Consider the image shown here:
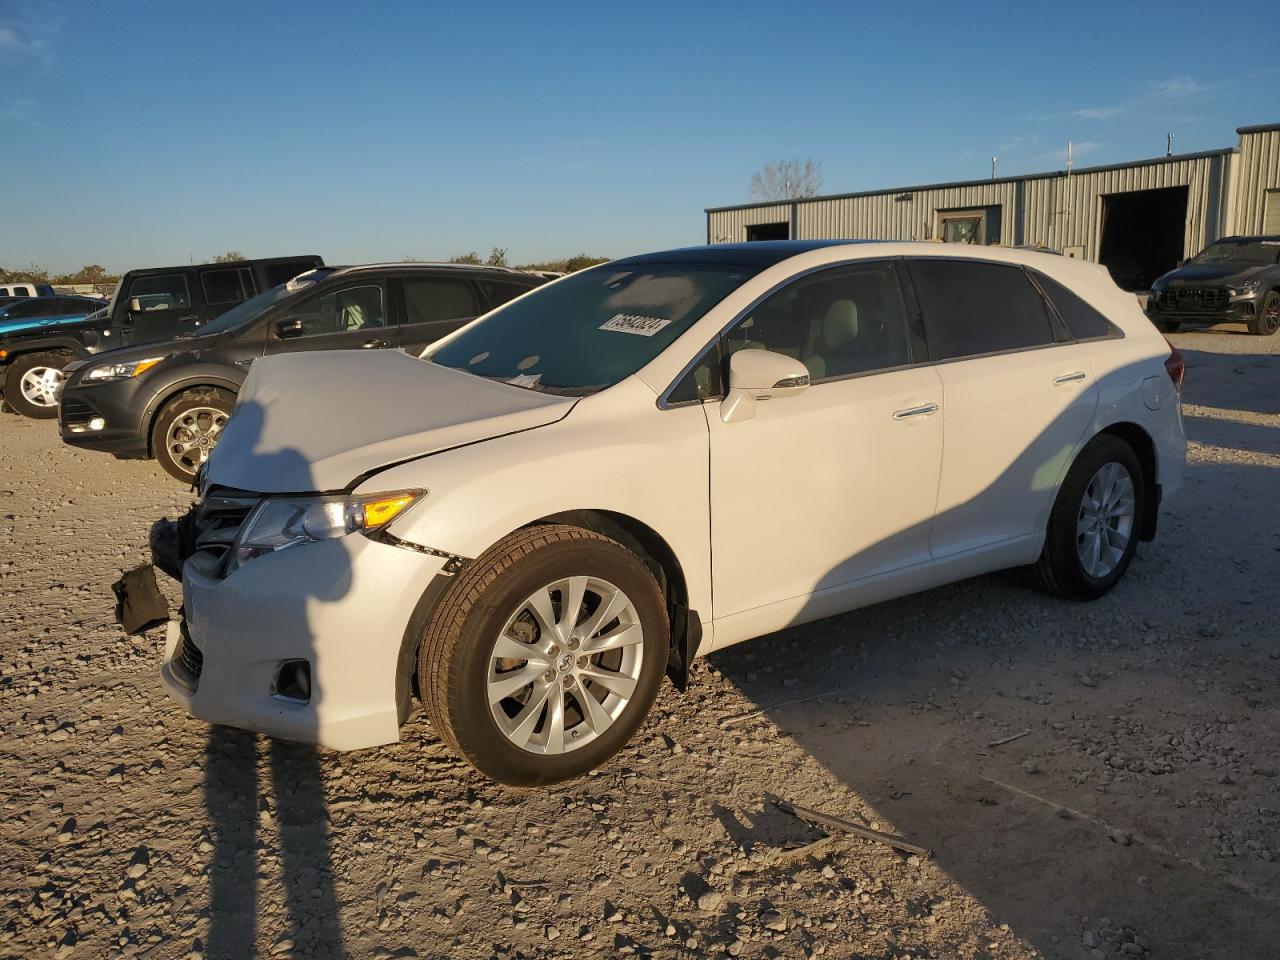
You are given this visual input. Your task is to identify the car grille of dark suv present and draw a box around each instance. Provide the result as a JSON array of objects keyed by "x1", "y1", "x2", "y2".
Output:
[
  {"x1": 171, "y1": 623, "x2": 204, "y2": 690},
  {"x1": 1167, "y1": 287, "x2": 1228, "y2": 313},
  {"x1": 59, "y1": 397, "x2": 95, "y2": 427}
]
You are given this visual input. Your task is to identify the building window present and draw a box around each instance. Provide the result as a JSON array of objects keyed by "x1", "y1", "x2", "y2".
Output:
[
  {"x1": 936, "y1": 206, "x2": 1003, "y2": 245},
  {"x1": 745, "y1": 222, "x2": 789, "y2": 241}
]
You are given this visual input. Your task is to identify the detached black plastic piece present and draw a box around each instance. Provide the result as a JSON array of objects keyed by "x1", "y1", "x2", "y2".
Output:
[
  {"x1": 666, "y1": 604, "x2": 700, "y2": 693},
  {"x1": 111, "y1": 565, "x2": 169, "y2": 636},
  {"x1": 149, "y1": 511, "x2": 196, "y2": 582}
]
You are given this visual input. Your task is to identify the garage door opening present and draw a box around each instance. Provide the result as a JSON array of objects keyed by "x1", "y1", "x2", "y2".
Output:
[
  {"x1": 1098, "y1": 186, "x2": 1188, "y2": 291},
  {"x1": 746, "y1": 222, "x2": 789, "y2": 241}
]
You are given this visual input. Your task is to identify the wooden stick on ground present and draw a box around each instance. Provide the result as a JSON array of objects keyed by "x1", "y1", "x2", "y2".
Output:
[{"x1": 772, "y1": 799, "x2": 933, "y2": 859}]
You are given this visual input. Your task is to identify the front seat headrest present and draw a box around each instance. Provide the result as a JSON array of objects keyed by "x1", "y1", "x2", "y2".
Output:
[{"x1": 822, "y1": 299, "x2": 859, "y2": 348}]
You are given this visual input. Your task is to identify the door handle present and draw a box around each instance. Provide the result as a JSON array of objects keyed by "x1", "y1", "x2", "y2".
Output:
[
  {"x1": 178, "y1": 314, "x2": 199, "y2": 323},
  {"x1": 362, "y1": 338, "x2": 389, "y2": 349},
  {"x1": 892, "y1": 402, "x2": 939, "y2": 420},
  {"x1": 1053, "y1": 371, "x2": 1087, "y2": 385}
]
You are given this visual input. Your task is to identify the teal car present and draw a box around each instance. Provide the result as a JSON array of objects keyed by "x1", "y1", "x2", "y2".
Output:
[{"x1": 0, "y1": 295, "x2": 105, "y2": 337}]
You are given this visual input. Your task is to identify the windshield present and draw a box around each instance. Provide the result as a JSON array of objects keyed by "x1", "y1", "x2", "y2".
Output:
[
  {"x1": 1192, "y1": 240, "x2": 1280, "y2": 266},
  {"x1": 197, "y1": 282, "x2": 297, "y2": 335},
  {"x1": 430, "y1": 262, "x2": 757, "y2": 395}
]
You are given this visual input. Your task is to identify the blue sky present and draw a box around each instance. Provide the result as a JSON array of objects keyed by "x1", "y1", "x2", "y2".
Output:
[{"x1": 1, "y1": 0, "x2": 1276, "y2": 273}]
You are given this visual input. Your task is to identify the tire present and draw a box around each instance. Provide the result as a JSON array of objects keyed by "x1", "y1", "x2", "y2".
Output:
[
  {"x1": 1153, "y1": 319, "x2": 1180, "y2": 334},
  {"x1": 419, "y1": 524, "x2": 668, "y2": 786},
  {"x1": 150, "y1": 386, "x2": 235, "y2": 484},
  {"x1": 1247, "y1": 290, "x2": 1280, "y2": 337},
  {"x1": 5, "y1": 352, "x2": 68, "y2": 419},
  {"x1": 1033, "y1": 434, "x2": 1146, "y2": 601}
]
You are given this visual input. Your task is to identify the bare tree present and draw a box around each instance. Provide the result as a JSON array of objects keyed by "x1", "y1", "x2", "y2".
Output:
[
  {"x1": 748, "y1": 158, "x2": 823, "y2": 202},
  {"x1": 211, "y1": 251, "x2": 247, "y2": 263}
]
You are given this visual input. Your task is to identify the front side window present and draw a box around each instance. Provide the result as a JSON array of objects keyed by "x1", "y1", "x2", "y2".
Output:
[
  {"x1": 403, "y1": 278, "x2": 479, "y2": 325},
  {"x1": 431, "y1": 262, "x2": 757, "y2": 395},
  {"x1": 721, "y1": 262, "x2": 912, "y2": 383},
  {"x1": 907, "y1": 259, "x2": 1057, "y2": 361},
  {"x1": 127, "y1": 273, "x2": 191, "y2": 311},
  {"x1": 288, "y1": 283, "x2": 385, "y2": 337}
]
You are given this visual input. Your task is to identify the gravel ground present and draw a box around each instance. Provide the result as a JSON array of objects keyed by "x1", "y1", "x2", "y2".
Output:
[{"x1": 1, "y1": 324, "x2": 1277, "y2": 960}]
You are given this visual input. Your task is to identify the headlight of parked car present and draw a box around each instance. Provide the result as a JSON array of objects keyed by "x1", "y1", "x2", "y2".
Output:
[
  {"x1": 84, "y1": 356, "x2": 166, "y2": 382},
  {"x1": 226, "y1": 491, "x2": 423, "y2": 574},
  {"x1": 1231, "y1": 279, "x2": 1261, "y2": 294}
]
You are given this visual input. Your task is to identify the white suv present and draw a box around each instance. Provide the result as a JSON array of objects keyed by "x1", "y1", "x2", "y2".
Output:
[{"x1": 157, "y1": 241, "x2": 1186, "y2": 785}]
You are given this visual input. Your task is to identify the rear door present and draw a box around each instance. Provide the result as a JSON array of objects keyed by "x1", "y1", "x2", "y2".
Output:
[
  {"x1": 262, "y1": 278, "x2": 391, "y2": 356},
  {"x1": 396, "y1": 274, "x2": 482, "y2": 353},
  {"x1": 905, "y1": 258, "x2": 1099, "y2": 563},
  {"x1": 118, "y1": 271, "x2": 199, "y2": 346}
]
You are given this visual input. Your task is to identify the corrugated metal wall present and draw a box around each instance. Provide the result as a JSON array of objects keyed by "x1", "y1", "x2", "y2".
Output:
[
  {"x1": 706, "y1": 203, "x2": 792, "y2": 244},
  {"x1": 707, "y1": 151, "x2": 1238, "y2": 262},
  {"x1": 795, "y1": 181, "x2": 1020, "y2": 243},
  {"x1": 1233, "y1": 128, "x2": 1280, "y2": 234}
]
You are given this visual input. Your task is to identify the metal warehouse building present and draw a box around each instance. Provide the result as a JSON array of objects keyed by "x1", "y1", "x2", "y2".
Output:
[{"x1": 706, "y1": 123, "x2": 1280, "y2": 292}]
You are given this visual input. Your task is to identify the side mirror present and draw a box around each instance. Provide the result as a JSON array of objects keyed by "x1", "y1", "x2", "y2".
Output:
[
  {"x1": 722, "y1": 348, "x2": 810, "y2": 423},
  {"x1": 275, "y1": 317, "x2": 305, "y2": 339},
  {"x1": 128, "y1": 297, "x2": 143, "y2": 313}
]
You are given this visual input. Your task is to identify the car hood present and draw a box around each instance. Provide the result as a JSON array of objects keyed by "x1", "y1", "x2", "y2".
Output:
[
  {"x1": 206, "y1": 349, "x2": 577, "y2": 493},
  {"x1": 1157, "y1": 263, "x2": 1269, "y2": 287},
  {"x1": 63, "y1": 334, "x2": 226, "y2": 377}
]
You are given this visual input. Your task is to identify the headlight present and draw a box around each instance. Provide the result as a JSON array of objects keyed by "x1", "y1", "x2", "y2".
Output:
[
  {"x1": 1233, "y1": 279, "x2": 1261, "y2": 294},
  {"x1": 226, "y1": 490, "x2": 423, "y2": 574},
  {"x1": 84, "y1": 356, "x2": 165, "y2": 382}
]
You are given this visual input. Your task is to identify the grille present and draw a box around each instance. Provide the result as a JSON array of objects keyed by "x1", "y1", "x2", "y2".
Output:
[
  {"x1": 59, "y1": 397, "x2": 95, "y2": 426},
  {"x1": 193, "y1": 489, "x2": 259, "y2": 559},
  {"x1": 1168, "y1": 287, "x2": 1228, "y2": 312},
  {"x1": 171, "y1": 624, "x2": 204, "y2": 690}
]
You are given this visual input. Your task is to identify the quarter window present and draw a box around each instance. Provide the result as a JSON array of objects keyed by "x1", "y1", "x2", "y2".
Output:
[
  {"x1": 403, "y1": 278, "x2": 479, "y2": 325},
  {"x1": 288, "y1": 284, "x2": 385, "y2": 337},
  {"x1": 1030, "y1": 271, "x2": 1116, "y2": 340},
  {"x1": 723, "y1": 262, "x2": 912, "y2": 382},
  {"x1": 479, "y1": 279, "x2": 534, "y2": 310},
  {"x1": 907, "y1": 259, "x2": 1057, "y2": 361}
]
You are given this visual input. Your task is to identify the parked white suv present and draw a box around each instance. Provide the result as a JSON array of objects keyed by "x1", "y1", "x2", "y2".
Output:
[{"x1": 156, "y1": 241, "x2": 1186, "y2": 785}]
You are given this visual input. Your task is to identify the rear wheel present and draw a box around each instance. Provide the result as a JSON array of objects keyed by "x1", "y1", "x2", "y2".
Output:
[
  {"x1": 419, "y1": 525, "x2": 668, "y2": 786},
  {"x1": 1034, "y1": 435, "x2": 1145, "y2": 600},
  {"x1": 1247, "y1": 290, "x2": 1280, "y2": 336},
  {"x1": 150, "y1": 387, "x2": 234, "y2": 483},
  {"x1": 6, "y1": 352, "x2": 67, "y2": 419}
]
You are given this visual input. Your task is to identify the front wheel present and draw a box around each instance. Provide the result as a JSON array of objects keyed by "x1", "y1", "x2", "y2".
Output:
[
  {"x1": 150, "y1": 386, "x2": 234, "y2": 483},
  {"x1": 1033, "y1": 435, "x2": 1145, "y2": 600},
  {"x1": 418, "y1": 525, "x2": 668, "y2": 786},
  {"x1": 1247, "y1": 290, "x2": 1280, "y2": 336},
  {"x1": 5, "y1": 352, "x2": 67, "y2": 419}
]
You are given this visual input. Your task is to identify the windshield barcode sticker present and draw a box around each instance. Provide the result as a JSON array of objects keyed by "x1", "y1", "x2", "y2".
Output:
[{"x1": 599, "y1": 313, "x2": 672, "y2": 337}]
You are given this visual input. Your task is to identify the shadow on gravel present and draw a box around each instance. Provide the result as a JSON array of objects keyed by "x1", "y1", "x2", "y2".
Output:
[
  {"x1": 708, "y1": 346, "x2": 1280, "y2": 958},
  {"x1": 194, "y1": 400, "x2": 347, "y2": 958}
]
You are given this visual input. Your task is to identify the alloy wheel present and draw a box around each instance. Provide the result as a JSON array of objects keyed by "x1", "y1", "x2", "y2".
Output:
[
  {"x1": 165, "y1": 406, "x2": 229, "y2": 474},
  {"x1": 487, "y1": 576, "x2": 644, "y2": 755},
  {"x1": 1076, "y1": 461, "x2": 1135, "y2": 579},
  {"x1": 18, "y1": 365, "x2": 63, "y2": 409}
]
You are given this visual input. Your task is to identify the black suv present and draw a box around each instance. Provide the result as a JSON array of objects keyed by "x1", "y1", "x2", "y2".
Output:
[
  {"x1": 59, "y1": 263, "x2": 544, "y2": 482},
  {"x1": 1146, "y1": 236, "x2": 1280, "y2": 336},
  {"x1": 0, "y1": 254, "x2": 322, "y2": 420}
]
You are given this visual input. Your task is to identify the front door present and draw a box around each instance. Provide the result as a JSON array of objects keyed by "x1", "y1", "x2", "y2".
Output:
[
  {"x1": 704, "y1": 261, "x2": 944, "y2": 649},
  {"x1": 262, "y1": 280, "x2": 391, "y2": 356},
  {"x1": 118, "y1": 272, "x2": 198, "y2": 346},
  {"x1": 905, "y1": 258, "x2": 1099, "y2": 563}
]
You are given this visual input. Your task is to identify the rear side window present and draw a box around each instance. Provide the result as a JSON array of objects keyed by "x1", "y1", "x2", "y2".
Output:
[
  {"x1": 1031, "y1": 271, "x2": 1116, "y2": 340},
  {"x1": 479, "y1": 279, "x2": 536, "y2": 310},
  {"x1": 907, "y1": 259, "x2": 1057, "y2": 361},
  {"x1": 202, "y1": 268, "x2": 253, "y2": 305},
  {"x1": 403, "y1": 278, "x2": 479, "y2": 325}
]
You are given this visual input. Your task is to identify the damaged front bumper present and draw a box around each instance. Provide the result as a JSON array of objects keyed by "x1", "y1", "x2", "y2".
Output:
[{"x1": 156, "y1": 517, "x2": 449, "y2": 751}]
